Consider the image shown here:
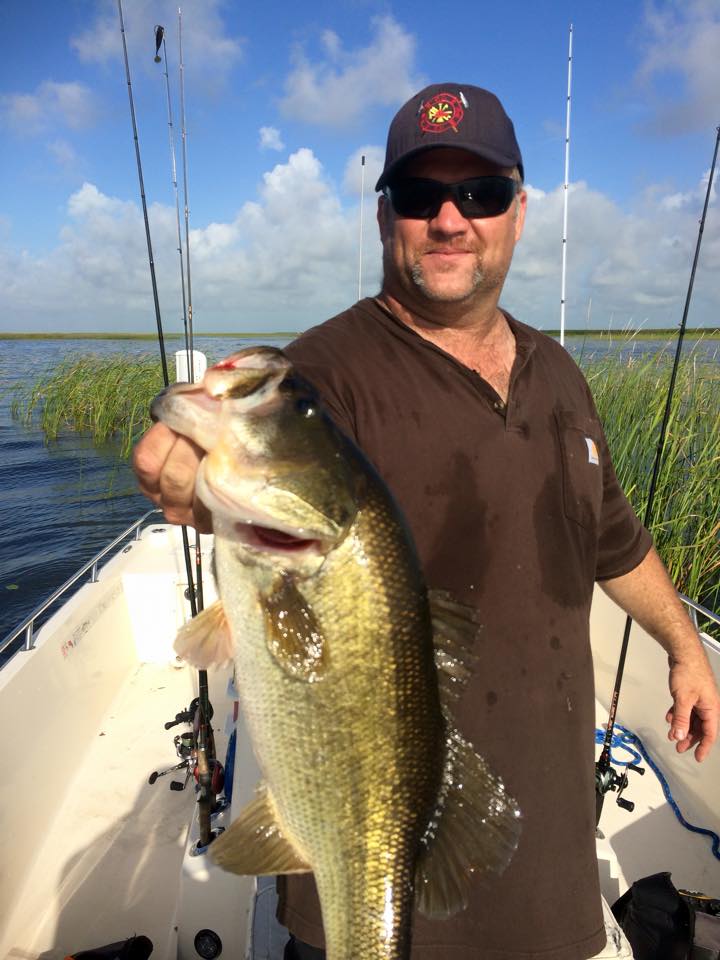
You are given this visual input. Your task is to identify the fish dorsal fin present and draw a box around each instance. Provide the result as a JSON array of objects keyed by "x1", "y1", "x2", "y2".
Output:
[
  {"x1": 211, "y1": 784, "x2": 311, "y2": 876},
  {"x1": 428, "y1": 589, "x2": 480, "y2": 706},
  {"x1": 174, "y1": 600, "x2": 234, "y2": 668},
  {"x1": 414, "y1": 725, "x2": 521, "y2": 918},
  {"x1": 262, "y1": 575, "x2": 327, "y2": 681}
]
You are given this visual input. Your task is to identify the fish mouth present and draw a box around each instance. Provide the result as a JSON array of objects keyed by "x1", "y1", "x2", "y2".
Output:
[
  {"x1": 198, "y1": 466, "x2": 332, "y2": 557},
  {"x1": 233, "y1": 521, "x2": 324, "y2": 556}
]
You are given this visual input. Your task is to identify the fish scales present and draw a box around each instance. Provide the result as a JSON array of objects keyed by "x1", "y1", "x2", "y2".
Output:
[{"x1": 215, "y1": 475, "x2": 445, "y2": 959}]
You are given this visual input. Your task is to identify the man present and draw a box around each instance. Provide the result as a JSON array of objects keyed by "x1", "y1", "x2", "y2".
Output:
[{"x1": 134, "y1": 84, "x2": 719, "y2": 959}]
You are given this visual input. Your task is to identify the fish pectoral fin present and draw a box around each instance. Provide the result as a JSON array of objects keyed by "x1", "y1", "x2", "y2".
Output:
[
  {"x1": 262, "y1": 575, "x2": 327, "y2": 681},
  {"x1": 174, "y1": 600, "x2": 234, "y2": 668},
  {"x1": 428, "y1": 589, "x2": 480, "y2": 706},
  {"x1": 414, "y1": 726, "x2": 521, "y2": 918},
  {"x1": 211, "y1": 784, "x2": 311, "y2": 876}
]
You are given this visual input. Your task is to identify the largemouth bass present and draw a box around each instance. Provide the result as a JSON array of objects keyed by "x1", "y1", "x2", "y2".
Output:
[{"x1": 151, "y1": 347, "x2": 520, "y2": 960}]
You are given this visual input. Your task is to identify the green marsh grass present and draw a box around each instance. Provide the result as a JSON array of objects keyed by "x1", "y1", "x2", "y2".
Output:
[
  {"x1": 12, "y1": 354, "x2": 165, "y2": 459},
  {"x1": 13, "y1": 347, "x2": 720, "y2": 620},
  {"x1": 580, "y1": 348, "x2": 720, "y2": 621}
]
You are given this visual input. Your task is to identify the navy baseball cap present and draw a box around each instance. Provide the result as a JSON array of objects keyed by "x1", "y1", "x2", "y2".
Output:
[{"x1": 375, "y1": 83, "x2": 524, "y2": 191}]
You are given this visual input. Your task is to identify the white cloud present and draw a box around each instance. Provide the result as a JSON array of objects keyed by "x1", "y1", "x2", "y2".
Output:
[
  {"x1": 259, "y1": 126, "x2": 284, "y2": 151},
  {"x1": 47, "y1": 138, "x2": 82, "y2": 173},
  {"x1": 1, "y1": 81, "x2": 97, "y2": 136},
  {"x1": 70, "y1": 0, "x2": 243, "y2": 92},
  {"x1": 1, "y1": 156, "x2": 718, "y2": 333},
  {"x1": 279, "y1": 16, "x2": 423, "y2": 127},
  {"x1": 0, "y1": 150, "x2": 382, "y2": 331},
  {"x1": 636, "y1": 0, "x2": 720, "y2": 133},
  {"x1": 507, "y1": 171, "x2": 719, "y2": 328}
]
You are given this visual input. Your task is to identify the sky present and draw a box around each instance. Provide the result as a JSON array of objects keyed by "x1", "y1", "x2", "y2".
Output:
[{"x1": 1, "y1": 0, "x2": 719, "y2": 334}]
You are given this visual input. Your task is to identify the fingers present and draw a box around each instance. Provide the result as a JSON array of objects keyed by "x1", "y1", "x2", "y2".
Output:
[
  {"x1": 666, "y1": 698, "x2": 719, "y2": 763},
  {"x1": 132, "y1": 423, "x2": 211, "y2": 532}
]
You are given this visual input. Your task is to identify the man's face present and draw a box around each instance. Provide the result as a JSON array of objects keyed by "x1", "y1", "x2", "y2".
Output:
[{"x1": 378, "y1": 147, "x2": 527, "y2": 308}]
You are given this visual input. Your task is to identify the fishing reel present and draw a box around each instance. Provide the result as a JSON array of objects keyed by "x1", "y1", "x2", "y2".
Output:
[
  {"x1": 148, "y1": 699, "x2": 223, "y2": 796},
  {"x1": 595, "y1": 756, "x2": 645, "y2": 824}
]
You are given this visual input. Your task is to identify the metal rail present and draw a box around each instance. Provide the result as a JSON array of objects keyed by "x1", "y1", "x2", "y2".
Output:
[
  {"x1": 1, "y1": 510, "x2": 717, "y2": 662},
  {"x1": 680, "y1": 593, "x2": 720, "y2": 632},
  {"x1": 0, "y1": 509, "x2": 162, "y2": 659}
]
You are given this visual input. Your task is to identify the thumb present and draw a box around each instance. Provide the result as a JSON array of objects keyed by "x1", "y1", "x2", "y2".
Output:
[{"x1": 668, "y1": 694, "x2": 694, "y2": 741}]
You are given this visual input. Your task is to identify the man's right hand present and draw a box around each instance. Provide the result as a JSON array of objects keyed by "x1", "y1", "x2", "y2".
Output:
[{"x1": 132, "y1": 422, "x2": 212, "y2": 532}]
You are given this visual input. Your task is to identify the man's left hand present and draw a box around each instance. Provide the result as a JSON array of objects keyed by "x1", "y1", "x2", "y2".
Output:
[{"x1": 666, "y1": 657, "x2": 720, "y2": 762}]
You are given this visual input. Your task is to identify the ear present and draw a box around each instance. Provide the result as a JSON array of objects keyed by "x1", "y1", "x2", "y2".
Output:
[
  {"x1": 514, "y1": 189, "x2": 527, "y2": 243},
  {"x1": 377, "y1": 193, "x2": 391, "y2": 243}
]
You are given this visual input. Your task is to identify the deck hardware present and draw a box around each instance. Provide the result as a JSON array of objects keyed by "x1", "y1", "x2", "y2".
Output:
[{"x1": 193, "y1": 929, "x2": 223, "y2": 958}]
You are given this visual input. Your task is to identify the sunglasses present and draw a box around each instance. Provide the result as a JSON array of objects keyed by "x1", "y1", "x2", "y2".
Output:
[{"x1": 384, "y1": 176, "x2": 519, "y2": 220}]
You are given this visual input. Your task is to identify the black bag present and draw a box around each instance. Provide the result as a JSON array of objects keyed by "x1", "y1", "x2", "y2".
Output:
[
  {"x1": 69, "y1": 935, "x2": 153, "y2": 960},
  {"x1": 612, "y1": 872, "x2": 720, "y2": 960}
]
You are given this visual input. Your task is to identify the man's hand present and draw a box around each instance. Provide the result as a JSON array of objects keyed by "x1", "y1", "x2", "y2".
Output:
[
  {"x1": 666, "y1": 657, "x2": 720, "y2": 762},
  {"x1": 600, "y1": 546, "x2": 720, "y2": 762},
  {"x1": 132, "y1": 422, "x2": 212, "y2": 532}
]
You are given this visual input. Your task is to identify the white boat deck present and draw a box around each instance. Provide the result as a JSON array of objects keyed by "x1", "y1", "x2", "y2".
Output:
[{"x1": 5, "y1": 661, "x2": 195, "y2": 959}]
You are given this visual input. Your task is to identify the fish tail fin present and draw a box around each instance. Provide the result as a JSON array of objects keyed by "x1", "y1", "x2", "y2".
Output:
[{"x1": 414, "y1": 726, "x2": 521, "y2": 918}]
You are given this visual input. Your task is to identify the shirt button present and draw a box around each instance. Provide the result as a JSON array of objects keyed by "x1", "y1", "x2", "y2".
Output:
[{"x1": 494, "y1": 400, "x2": 505, "y2": 413}]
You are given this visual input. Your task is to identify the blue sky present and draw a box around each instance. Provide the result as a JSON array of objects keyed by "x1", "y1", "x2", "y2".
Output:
[{"x1": 1, "y1": 0, "x2": 719, "y2": 332}]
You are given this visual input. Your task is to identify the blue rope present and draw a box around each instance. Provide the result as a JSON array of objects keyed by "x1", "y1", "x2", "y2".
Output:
[{"x1": 596, "y1": 723, "x2": 720, "y2": 861}]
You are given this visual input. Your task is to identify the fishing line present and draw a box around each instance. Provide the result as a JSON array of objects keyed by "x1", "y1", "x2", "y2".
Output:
[
  {"x1": 117, "y1": 0, "x2": 199, "y2": 631},
  {"x1": 151, "y1": 11, "x2": 214, "y2": 847},
  {"x1": 117, "y1": 0, "x2": 168, "y2": 386},
  {"x1": 596, "y1": 125, "x2": 720, "y2": 817}
]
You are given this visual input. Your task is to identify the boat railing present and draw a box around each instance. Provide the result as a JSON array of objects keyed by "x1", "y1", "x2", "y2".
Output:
[
  {"x1": 0, "y1": 508, "x2": 163, "y2": 661},
  {"x1": 681, "y1": 593, "x2": 720, "y2": 643},
  {"x1": 1, "y1": 511, "x2": 717, "y2": 664}
]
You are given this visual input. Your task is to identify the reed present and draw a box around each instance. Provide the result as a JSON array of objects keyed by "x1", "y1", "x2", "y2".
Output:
[
  {"x1": 12, "y1": 354, "x2": 165, "y2": 459},
  {"x1": 580, "y1": 348, "x2": 720, "y2": 620},
  {"x1": 12, "y1": 348, "x2": 720, "y2": 618}
]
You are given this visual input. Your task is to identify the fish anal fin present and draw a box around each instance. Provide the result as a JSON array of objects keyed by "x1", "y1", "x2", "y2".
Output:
[
  {"x1": 415, "y1": 727, "x2": 521, "y2": 918},
  {"x1": 211, "y1": 785, "x2": 311, "y2": 876},
  {"x1": 428, "y1": 589, "x2": 480, "y2": 706},
  {"x1": 174, "y1": 599, "x2": 234, "y2": 668},
  {"x1": 262, "y1": 575, "x2": 327, "y2": 681}
]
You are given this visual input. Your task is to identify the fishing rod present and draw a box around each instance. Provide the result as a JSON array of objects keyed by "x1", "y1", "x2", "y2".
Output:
[
  {"x1": 179, "y1": 10, "x2": 195, "y2": 390},
  {"x1": 118, "y1": 0, "x2": 201, "y2": 634},
  {"x1": 595, "y1": 124, "x2": 720, "y2": 824},
  {"x1": 559, "y1": 23, "x2": 573, "y2": 349},
  {"x1": 118, "y1": 0, "x2": 168, "y2": 386},
  {"x1": 149, "y1": 14, "x2": 216, "y2": 849},
  {"x1": 358, "y1": 154, "x2": 366, "y2": 300},
  {"x1": 177, "y1": 8, "x2": 205, "y2": 615},
  {"x1": 154, "y1": 25, "x2": 191, "y2": 391}
]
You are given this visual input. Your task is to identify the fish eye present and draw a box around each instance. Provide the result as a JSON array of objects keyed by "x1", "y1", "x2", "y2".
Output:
[{"x1": 295, "y1": 397, "x2": 316, "y2": 417}]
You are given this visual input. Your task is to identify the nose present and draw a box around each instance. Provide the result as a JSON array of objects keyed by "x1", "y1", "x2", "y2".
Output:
[{"x1": 428, "y1": 196, "x2": 469, "y2": 235}]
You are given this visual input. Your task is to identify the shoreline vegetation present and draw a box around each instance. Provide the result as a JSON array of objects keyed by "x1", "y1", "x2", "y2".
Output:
[
  {"x1": 1, "y1": 328, "x2": 719, "y2": 340},
  {"x1": 10, "y1": 345, "x2": 720, "y2": 629}
]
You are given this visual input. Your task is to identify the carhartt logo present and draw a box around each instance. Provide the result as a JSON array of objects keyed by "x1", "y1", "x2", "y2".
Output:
[{"x1": 585, "y1": 437, "x2": 599, "y2": 465}]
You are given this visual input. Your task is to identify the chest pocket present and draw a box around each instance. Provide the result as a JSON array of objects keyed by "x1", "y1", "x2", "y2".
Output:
[{"x1": 554, "y1": 410, "x2": 604, "y2": 531}]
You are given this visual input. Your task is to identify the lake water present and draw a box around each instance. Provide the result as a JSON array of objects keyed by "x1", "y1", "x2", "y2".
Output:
[{"x1": 1, "y1": 332, "x2": 718, "y2": 653}]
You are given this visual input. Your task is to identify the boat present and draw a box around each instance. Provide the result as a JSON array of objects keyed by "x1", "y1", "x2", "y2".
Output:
[{"x1": 1, "y1": 502, "x2": 718, "y2": 959}]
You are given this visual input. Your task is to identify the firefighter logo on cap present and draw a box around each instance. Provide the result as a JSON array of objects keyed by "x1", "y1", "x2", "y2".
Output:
[{"x1": 419, "y1": 92, "x2": 464, "y2": 134}]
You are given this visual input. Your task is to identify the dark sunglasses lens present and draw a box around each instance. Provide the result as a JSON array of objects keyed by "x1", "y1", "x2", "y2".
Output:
[
  {"x1": 459, "y1": 178, "x2": 516, "y2": 217},
  {"x1": 387, "y1": 180, "x2": 444, "y2": 219},
  {"x1": 387, "y1": 177, "x2": 517, "y2": 219}
]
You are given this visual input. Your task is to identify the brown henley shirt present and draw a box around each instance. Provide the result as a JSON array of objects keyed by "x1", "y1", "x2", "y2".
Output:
[{"x1": 277, "y1": 297, "x2": 652, "y2": 960}]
